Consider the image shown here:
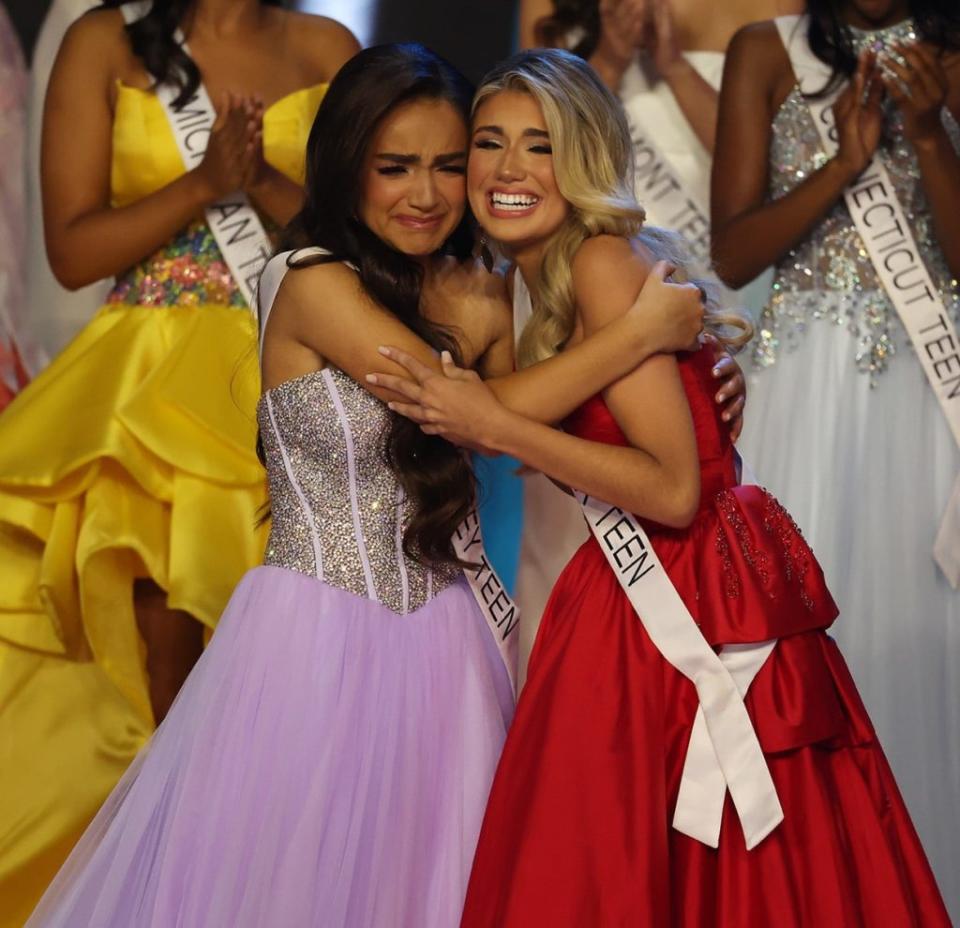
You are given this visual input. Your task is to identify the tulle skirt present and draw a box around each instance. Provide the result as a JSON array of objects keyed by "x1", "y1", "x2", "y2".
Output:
[
  {"x1": 26, "y1": 566, "x2": 514, "y2": 928},
  {"x1": 738, "y1": 309, "x2": 960, "y2": 917}
]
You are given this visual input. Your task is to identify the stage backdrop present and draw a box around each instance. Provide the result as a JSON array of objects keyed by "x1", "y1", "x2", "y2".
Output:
[{"x1": 4, "y1": 0, "x2": 519, "y2": 82}]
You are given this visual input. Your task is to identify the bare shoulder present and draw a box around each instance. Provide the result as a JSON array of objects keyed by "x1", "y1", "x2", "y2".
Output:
[
  {"x1": 277, "y1": 259, "x2": 366, "y2": 315},
  {"x1": 572, "y1": 235, "x2": 652, "y2": 300},
  {"x1": 426, "y1": 257, "x2": 511, "y2": 347},
  {"x1": 467, "y1": 260, "x2": 513, "y2": 342},
  {"x1": 461, "y1": 257, "x2": 510, "y2": 307},
  {"x1": 58, "y1": 7, "x2": 128, "y2": 71},
  {"x1": 281, "y1": 10, "x2": 361, "y2": 82},
  {"x1": 724, "y1": 20, "x2": 794, "y2": 104},
  {"x1": 728, "y1": 19, "x2": 785, "y2": 58},
  {"x1": 726, "y1": 19, "x2": 793, "y2": 79}
]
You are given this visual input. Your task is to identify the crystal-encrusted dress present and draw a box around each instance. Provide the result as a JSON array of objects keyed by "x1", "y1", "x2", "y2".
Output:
[
  {"x1": 24, "y1": 253, "x2": 515, "y2": 928},
  {"x1": 737, "y1": 19, "x2": 960, "y2": 914}
]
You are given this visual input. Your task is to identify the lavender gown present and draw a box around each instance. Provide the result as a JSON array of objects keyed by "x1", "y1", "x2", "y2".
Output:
[{"x1": 26, "y1": 253, "x2": 515, "y2": 927}]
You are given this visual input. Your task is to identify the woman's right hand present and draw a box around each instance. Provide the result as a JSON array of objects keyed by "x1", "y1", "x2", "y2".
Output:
[
  {"x1": 833, "y1": 50, "x2": 885, "y2": 178},
  {"x1": 193, "y1": 91, "x2": 261, "y2": 202},
  {"x1": 628, "y1": 260, "x2": 705, "y2": 354},
  {"x1": 592, "y1": 0, "x2": 647, "y2": 88}
]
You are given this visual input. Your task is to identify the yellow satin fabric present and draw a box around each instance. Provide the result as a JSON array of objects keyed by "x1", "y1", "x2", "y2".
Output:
[
  {"x1": 111, "y1": 80, "x2": 327, "y2": 205},
  {"x1": 0, "y1": 81, "x2": 326, "y2": 926}
]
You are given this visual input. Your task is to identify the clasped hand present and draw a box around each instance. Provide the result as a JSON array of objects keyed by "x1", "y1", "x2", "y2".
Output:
[
  {"x1": 596, "y1": 0, "x2": 684, "y2": 79},
  {"x1": 368, "y1": 348, "x2": 504, "y2": 455},
  {"x1": 194, "y1": 91, "x2": 268, "y2": 201},
  {"x1": 834, "y1": 42, "x2": 953, "y2": 175}
]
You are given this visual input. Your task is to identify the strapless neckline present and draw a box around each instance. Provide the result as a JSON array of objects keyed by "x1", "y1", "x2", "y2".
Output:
[{"x1": 114, "y1": 79, "x2": 328, "y2": 117}]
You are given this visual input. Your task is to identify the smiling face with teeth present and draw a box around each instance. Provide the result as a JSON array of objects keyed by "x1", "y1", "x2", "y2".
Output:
[{"x1": 468, "y1": 90, "x2": 571, "y2": 264}]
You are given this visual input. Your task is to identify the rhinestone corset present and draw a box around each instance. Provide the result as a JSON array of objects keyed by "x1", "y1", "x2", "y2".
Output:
[
  {"x1": 257, "y1": 367, "x2": 460, "y2": 614},
  {"x1": 754, "y1": 19, "x2": 960, "y2": 380}
]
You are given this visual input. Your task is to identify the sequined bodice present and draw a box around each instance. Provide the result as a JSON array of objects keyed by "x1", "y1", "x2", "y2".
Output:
[
  {"x1": 756, "y1": 19, "x2": 960, "y2": 378},
  {"x1": 105, "y1": 82, "x2": 326, "y2": 309},
  {"x1": 257, "y1": 368, "x2": 460, "y2": 613}
]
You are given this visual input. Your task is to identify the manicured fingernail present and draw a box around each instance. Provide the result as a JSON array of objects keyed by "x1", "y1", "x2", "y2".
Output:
[
  {"x1": 387, "y1": 402, "x2": 396, "y2": 410},
  {"x1": 712, "y1": 367, "x2": 722, "y2": 377},
  {"x1": 722, "y1": 412, "x2": 730, "y2": 421},
  {"x1": 365, "y1": 374, "x2": 378, "y2": 384},
  {"x1": 378, "y1": 346, "x2": 390, "y2": 356},
  {"x1": 716, "y1": 391, "x2": 725, "y2": 402}
]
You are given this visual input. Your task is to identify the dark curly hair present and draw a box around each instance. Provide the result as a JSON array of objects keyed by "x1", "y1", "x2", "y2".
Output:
[
  {"x1": 806, "y1": 0, "x2": 960, "y2": 94},
  {"x1": 101, "y1": 0, "x2": 284, "y2": 108},
  {"x1": 277, "y1": 44, "x2": 478, "y2": 570}
]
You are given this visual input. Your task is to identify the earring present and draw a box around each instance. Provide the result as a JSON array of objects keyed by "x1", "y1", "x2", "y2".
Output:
[{"x1": 479, "y1": 232, "x2": 495, "y2": 274}]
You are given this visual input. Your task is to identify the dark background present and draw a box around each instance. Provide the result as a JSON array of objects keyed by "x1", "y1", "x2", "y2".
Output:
[{"x1": 3, "y1": 0, "x2": 519, "y2": 84}]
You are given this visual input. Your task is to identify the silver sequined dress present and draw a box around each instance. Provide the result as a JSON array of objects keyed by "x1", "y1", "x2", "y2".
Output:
[
  {"x1": 737, "y1": 18, "x2": 960, "y2": 916},
  {"x1": 23, "y1": 252, "x2": 515, "y2": 928}
]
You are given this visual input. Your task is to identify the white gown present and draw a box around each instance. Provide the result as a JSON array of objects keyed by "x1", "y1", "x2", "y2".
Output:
[
  {"x1": 737, "y1": 19, "x2": 960, "y2": 918},
  {"x1": 514, "y1": 52, "x2": 772, "y2": 679}
]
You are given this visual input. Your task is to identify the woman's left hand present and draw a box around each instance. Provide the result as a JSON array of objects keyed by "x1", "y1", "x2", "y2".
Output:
[
  {"x1": 367, "y1": 347, "x2": 508, "y2": 452},
  {"x1": 704, "y1": 334, "x2": 746, "y2": 441},
  {"x1": 880, "y1": 43, "x2": 950, "y2": 144},
  {"x1": 648, "y1": 0, "x2": 686, "y2": 80},
  {"x1": 238, "y1": 95, "x2": 269, "y2": 191}
]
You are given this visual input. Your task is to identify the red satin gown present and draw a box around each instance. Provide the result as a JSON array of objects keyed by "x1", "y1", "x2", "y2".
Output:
[{"x1": 461, "y1": 347, "x2": 950, "y2": 927}]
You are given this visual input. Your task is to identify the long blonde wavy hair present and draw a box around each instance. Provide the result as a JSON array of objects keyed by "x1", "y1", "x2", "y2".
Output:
[{"x1": 472, "y1": 49, "x2": 752, "y2": 367}]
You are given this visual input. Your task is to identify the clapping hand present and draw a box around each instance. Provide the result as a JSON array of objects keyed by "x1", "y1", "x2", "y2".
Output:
[
  {"x1": 833, "y1": 50, "x2": 885, "y2": 177},
  {"x1": 879, "y1": 42, "x2": 950, "y2": 144},
  {"x1": 593, "y1": 0, "x2": 646, "y2": 84},
  {"x1": 194, "y1": 91, "x2": 265, "y2": 202}
]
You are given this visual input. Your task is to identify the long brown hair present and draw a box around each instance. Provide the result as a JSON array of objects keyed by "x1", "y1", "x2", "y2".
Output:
[{"x1": 278, "y1": 44, "x2": 478, "y2": 569}]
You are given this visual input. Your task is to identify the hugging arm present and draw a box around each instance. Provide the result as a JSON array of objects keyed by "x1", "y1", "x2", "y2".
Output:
[
  {"x1": 479, "y1": 261, "x2": 704, "y2": 424},
  {"x1": 378, "y1": 238, "x2": 702, "y2": 527},
  {"x1": 377, "y1": 262, "x2": 744, "y2": 434}
]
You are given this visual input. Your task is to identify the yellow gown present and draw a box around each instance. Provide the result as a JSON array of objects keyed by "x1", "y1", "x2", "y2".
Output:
[{"x1": 0, "y1": 81, "x2": 326, "y2": 926}]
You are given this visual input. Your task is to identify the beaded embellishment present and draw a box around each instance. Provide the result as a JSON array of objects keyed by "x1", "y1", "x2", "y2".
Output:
[
  {"x1": 715, "y1": 489, "x2": 815, "y2": 611},
  {"x1": 107, "y1": 221, "x2": 248, "y2": 308},
  {"x1": 755, "y1": 19, "x2": 960, "y2": 384}
]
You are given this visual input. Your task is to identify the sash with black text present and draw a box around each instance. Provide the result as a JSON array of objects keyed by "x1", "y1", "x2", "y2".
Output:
[
  {"x1": 776, "y1": 14, "x2": 960, "y2": 584},
  {"x1": 121, "y1": 1, "x2": 273, "y2": 314}
]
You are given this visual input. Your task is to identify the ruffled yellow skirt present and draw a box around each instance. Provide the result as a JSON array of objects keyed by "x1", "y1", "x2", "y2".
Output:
[
  {"x1": 0, "y1": 302, "x2": 268, "y2": 924},
  {"x1": 0, "y1": 301, "x2": 268, "y2": 718}
]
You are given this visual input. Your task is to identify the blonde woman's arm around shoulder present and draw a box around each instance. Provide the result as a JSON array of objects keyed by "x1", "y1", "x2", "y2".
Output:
[
  {"x1": 379, "y1": 258, "x2": 705, "y2": 426},
  {"x1": 378, "y1": 237, "x2": 702, "y2": 527}
]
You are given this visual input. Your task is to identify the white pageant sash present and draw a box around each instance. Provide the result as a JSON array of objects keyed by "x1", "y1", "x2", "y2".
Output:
[
  {"x1": 627, "y1": 116, "x2": 712, "y2": 266},
  {"x1": 258, "y1": 251, "x2": 521, "y2": 693},
  {"x1": 452, "y1": 509, "x2": 520, "y2": 696},
  {"x1": 777, "y1": 14, "x2": 960, "y2": 584},
  {"x1": 121, "y1": 1, "x2": 273, "y2": 313},
  {"x1": 576, "y1": 491, "x2": 782, "y2": 849},
  {"x1": 620, "y1": 63, "x2": 711, "y2": 266}
]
